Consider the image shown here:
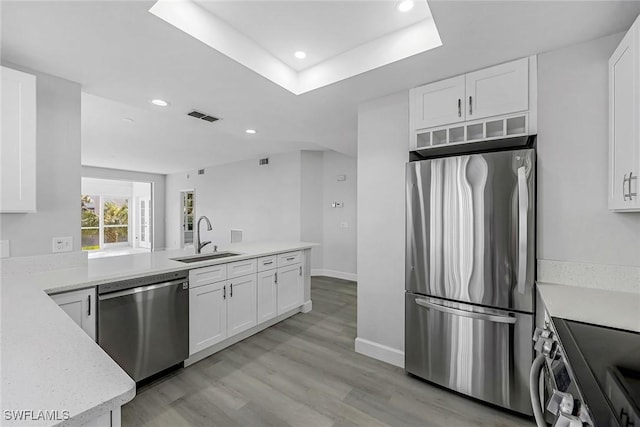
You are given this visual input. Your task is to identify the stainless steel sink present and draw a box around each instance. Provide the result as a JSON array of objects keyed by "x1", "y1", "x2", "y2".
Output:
[{"x1": 171, "y1": 251, "x2": 241, "y2": 263}]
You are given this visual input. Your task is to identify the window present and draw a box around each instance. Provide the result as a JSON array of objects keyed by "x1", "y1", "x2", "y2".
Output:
[{"x1": 81, "y1": 195, "x2": 130, "y2": 251}]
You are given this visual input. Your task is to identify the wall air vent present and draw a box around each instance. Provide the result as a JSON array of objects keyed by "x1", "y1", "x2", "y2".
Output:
[
  {"x1": 188, "y1": 110, "x2": 219, "y2": 123},
  {"x1": 198, "y1": 169, "x2": 205, "y2": 175},
  {"x1": 259, "y1": 158, "x2": 269, "y2": 166}
]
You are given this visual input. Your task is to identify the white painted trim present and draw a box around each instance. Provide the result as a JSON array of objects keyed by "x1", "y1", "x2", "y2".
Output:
[
  {"x1": 301, "y1": 300, "x2": 312, "y2": 313},
  {"x1": 311, "y1": 268, "x2": 357, "y2": 282},
  {"x1": 354, "y1": 337, "x2": 404, "y2": 368}
]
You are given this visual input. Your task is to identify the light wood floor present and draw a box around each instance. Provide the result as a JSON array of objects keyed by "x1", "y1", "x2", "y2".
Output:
[{"x1": 122, "y1": 277, "x2": 533, "y2": 427}]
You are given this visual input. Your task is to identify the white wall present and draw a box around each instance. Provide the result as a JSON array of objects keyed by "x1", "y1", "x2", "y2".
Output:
[
  {"x1": 322, "y1": 150, "x2": 357, "y2": 280},
  {"x1": 300, "y1": 151, "x2": 324, "y2": 270},
  {"x1": 537, "y1": 32, "x2": 640, "y2": 269},
  {"x1": 0, "y1": 64, "x2": 81, "y2": 257},
  {"x1": 355, "y1": 92, "x2": 408, "y2": 367},
  {"x1": 165, "y1": 151, "x2": 302, "y2": 249},
  {"x1": 82, "y1": 166, "x2": 166, "y2": 250}
]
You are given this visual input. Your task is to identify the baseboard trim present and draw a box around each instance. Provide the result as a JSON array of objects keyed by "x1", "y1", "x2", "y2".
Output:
[
  {"x1": 301, "y1": 300, "x2": 312, "y2": 313},
  {"x1": 354, "y1": 337, "x2": 404, "y2": 368},
  {"x1": 311, "y1": 268, "x2": 357, "y2": 282}
]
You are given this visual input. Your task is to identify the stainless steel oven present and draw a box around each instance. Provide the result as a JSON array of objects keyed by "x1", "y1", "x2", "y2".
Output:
[{"x1": 98, "y1": 271, "x2": 189, "y2": 382}]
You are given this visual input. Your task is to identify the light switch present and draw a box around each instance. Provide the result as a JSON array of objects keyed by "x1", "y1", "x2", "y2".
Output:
[
  {"x1": 337, "y1": 175, "x2": 347, "y2": 181},
  {"x1": 332, "y1": 201, "x2": 344, "y2": 208}
]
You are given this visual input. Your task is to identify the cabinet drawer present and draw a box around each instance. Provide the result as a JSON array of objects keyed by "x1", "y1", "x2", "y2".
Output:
[
  {"x1": 277, "y1": 251, "x2": 302, "y2": 267},
  {"x1": 258, "y1": 255, "x2": 277, "y2": 272},
  {"x1": 189, "y1": 264, "x2": 228, "y2": 288},
  {"x1": 228, "y1": 258, "x2": 257, "y2": 279}
]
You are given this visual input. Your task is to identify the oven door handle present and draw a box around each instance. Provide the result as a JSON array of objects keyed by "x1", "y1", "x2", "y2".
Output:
[
  {"x1": 99, "y1": 279, "x2": 186, "y2": 300},
  {"x1": 415, "y1": 298, "x2": 517, "y2": 324}
]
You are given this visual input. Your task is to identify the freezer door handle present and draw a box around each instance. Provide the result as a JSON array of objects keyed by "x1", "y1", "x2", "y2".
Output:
[
  {"x1": 517, "y1": 166, "x2": 528, "y2": 295},
  {"x1": 415, "y1": 298, "x2": 517, "y2": 324}
]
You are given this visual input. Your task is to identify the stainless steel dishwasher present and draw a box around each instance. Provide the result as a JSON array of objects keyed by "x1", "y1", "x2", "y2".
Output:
[{"x1": 98, "y1": 270, "x2": 189, "y2": 382}]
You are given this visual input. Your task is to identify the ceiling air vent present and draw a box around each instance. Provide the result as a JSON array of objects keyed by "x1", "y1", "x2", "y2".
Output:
[
  {"x1": 259, "y1": 158, "x2": 269, "y2": 166},
  {"x1": 188, "y1": 110, "x2": 219, "y2": 123}
]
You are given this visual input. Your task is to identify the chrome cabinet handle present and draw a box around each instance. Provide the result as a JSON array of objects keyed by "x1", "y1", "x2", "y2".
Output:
[
  {"x1": 99, "y1": 279, "x2": 187, "y2": 300},
  {"x1": 286, "y1": 257, "x2": 295, "y2": 261},
  {"x1": 415, "y1": 298, "x2": 517, "y2": 324},
  {"x1": 517, "y1": 166, "x2": 528, "y2": 295},
  {"x1": 458, "y1": 98, "x2": 461, "y2": 117},
  {"x1": 624, "y1": 173, "x2": 630, "y2": 201},
  {"x1": 223, "y1": 285, "x2": 226, "y2": 299},
  {"x1": 274, "y1": 273, "x2": 278, "y2": 284},
  {"x1": 230, "y1": 283, "x2": 233, "y2": 298},
  {"x1": 629, "y1": 171, "x2": 637, "y2": 200},
  {"x1": 299, "y1": 266, "x2": 302, "y2": 276},
  {"x1": 88, "y1": 295, "x2": 91, "y2": 316},
  {"x1": 263, "y1": 261, "x2": 273, "y2": 265},
  {"x1": 469, "y1": 96, "x2": 473, "y2": 115}
]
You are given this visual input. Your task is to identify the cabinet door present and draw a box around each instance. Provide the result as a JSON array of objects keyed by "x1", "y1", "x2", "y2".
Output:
[
  {"x1": 257, "y1": 270, "x2": 277, "y2": 323},
  {"x1": 410, "y1": 75, "x2": 465, "y2": 130},
  {"x1": 0, "y1": 66, "x2": 36, "y2": 212},
  {"x1": 609, "y1": 24, "x2": 640, "y2": 210},
  {"x1": 465, "y1": 58, "x2": 529, "y2": 121},
  {"x1": 277, "y1": 264, "x2": 303, "y2": 315},
  {"x1": 227, "y1": 275, "x2": 257, "y2": 337},
  {"x1": 189, "y1": 281, "x2": 227, "y2": 355},
  {"x1": 50, "y1": 288, "x2": 96, "y2": 340}
]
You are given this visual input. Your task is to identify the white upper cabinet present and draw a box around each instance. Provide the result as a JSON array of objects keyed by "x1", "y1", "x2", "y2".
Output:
[
  {"x1": 465, "y1": 58, "x2": 529, "y2": 121},
  {"x1": 410, "y1": 75, "x2": 465, "y2": 130},
  {"x1": 409, "y1": 57, "x2": 535, "y2": 150},
  {"x1": 609, "y1": 16, "x2": 640, "y2": 211},
  {"x1": 1, "y1": 66, "x2": 36, "y2": 213}
]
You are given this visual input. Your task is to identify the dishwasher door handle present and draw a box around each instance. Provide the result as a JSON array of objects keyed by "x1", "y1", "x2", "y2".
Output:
[{"x1": 99, "y1": 279, "x2": 187, "y2": 300}]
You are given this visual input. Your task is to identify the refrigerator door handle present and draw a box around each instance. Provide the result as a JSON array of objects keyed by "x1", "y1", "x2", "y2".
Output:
[
  {"x1": 517, "y1": 166, "x2": 528, "y2": 295},
  {"x1": 415, "y1": 298, "x2": 517, "y2": 324}
]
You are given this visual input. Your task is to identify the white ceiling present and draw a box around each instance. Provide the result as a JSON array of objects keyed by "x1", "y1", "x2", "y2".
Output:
[
  {"x1": 2, "y1": 1, "x2": 640, "y2": 175},
  {"x1": 196, "y1": 1, "x2": 431, "y2": 71}
]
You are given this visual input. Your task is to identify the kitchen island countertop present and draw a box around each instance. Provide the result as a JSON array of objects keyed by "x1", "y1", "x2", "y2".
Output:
[{"x1": 1, "y1": 241, "x2": 316, "y2": 426}]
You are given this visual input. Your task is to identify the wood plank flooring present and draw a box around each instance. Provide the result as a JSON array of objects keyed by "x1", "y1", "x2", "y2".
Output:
[{"x1": 122, "y1": 277, "x2": 533, "y2": 427}]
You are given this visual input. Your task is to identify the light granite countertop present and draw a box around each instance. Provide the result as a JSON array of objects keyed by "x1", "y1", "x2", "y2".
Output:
[
  {"x1": 538, "y1": 282, "x2": 640, "y2": 333},
  {"x1": 1, "y1": 241, "x2": 315, "y2": 426}
]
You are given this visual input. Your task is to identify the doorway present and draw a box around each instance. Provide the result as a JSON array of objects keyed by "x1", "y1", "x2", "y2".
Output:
[{"x1": 81, "y1": 177, "x2": 153, "y2": 258}]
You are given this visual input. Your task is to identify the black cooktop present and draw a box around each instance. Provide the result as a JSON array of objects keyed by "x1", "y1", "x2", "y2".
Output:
[{"x1": 552, "y1": 317, "x2": 640, "y2": 427}]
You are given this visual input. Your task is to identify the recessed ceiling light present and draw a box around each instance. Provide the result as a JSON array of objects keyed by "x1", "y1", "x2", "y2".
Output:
[
  {"x1": 150, "y1": 99, "x2": 169, "y2": 107},
  {"x1": 245, "y1": 129, "x2": 257, "y2": 134},
  {"x1": 294, "y1": 51, "x2": 307, "y2": 59},
  {"x1": 397, "y1": 0, "x2": 414, "y2": 12}
]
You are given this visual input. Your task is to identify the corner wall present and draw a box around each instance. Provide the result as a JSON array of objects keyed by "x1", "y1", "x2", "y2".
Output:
[
  {"x1": 356, "y1": 92, "x2": 408, "y2": 367},
  {"x1": 0, "y1": 63, "x2": 81, "y2": 257}
]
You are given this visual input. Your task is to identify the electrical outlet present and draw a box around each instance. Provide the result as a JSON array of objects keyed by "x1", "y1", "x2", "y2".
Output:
[
  {"x1": 340, "y1": 222, "x2": 348, "y2": 228},
  {"x1": 0, "y1": 240, "x2": 10, "y2": 258},
  {"x1": 332, "y1": 201, "x2": 344, "y2": 208},
  {"x1": 52, "y1": 237, "x2": 73, "y2": 253}
]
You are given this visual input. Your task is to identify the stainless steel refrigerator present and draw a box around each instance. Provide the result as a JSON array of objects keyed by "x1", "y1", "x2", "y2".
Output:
[{"x1": 405, "y1": 136, "x2": 536, "y2": 415}]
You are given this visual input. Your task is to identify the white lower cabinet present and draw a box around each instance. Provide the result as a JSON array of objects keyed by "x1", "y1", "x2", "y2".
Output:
[
  {"x1": 277, "y1": 264, "x2": 303, "y2": 315},
  {"x1": 257, "y1": 269, "x2": 277, "y2": 323},
  {"x1": 50, "y1": 288, "x2": 96, "y2": 340},
  {"x1": 227, "y1": 274, "x2": 257, "y2": 336},
  {"x1": 189, "y1": 280, "x2": 227, "y2": 355},
  {"x1": 188, "y1": 252, "x2": 307, "y2": 358}
]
